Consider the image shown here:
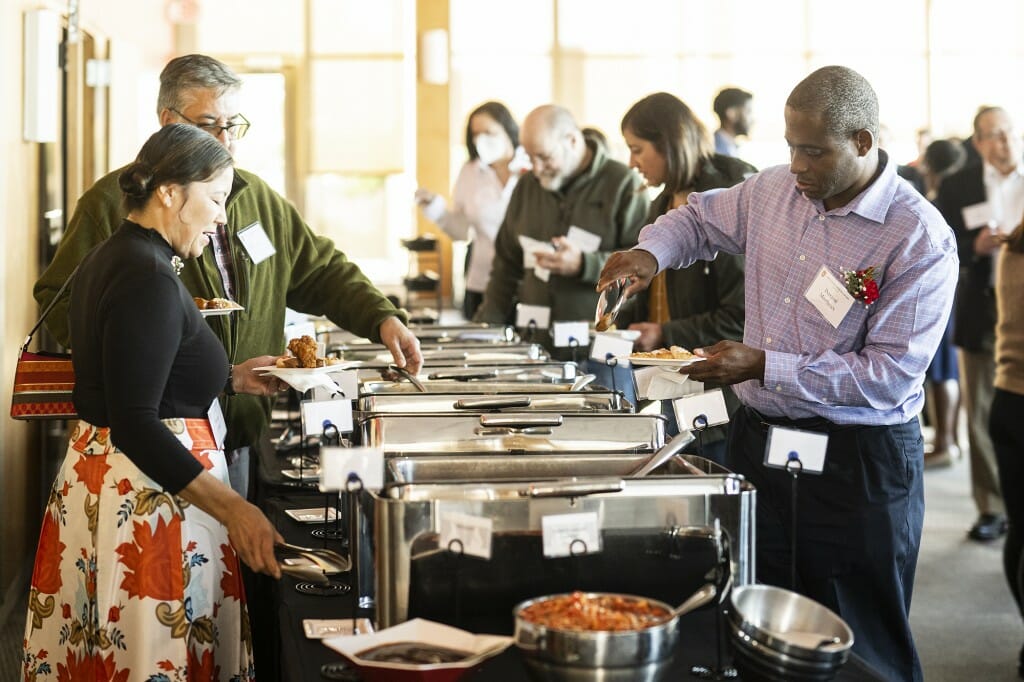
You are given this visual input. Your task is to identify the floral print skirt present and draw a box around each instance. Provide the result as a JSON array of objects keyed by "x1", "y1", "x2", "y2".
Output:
[{"x1": 22, "y1": 419, "x2": 255, "y2": 682}]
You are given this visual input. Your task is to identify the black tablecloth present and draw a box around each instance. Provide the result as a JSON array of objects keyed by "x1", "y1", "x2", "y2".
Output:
[{"x1": 264, "y1": 494, "x2": 886, "y2": 682}]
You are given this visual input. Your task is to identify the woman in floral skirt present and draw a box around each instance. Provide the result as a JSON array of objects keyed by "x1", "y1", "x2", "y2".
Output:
[{"x1": 23, "y1": 124, "x2": 284, "y2": 681}]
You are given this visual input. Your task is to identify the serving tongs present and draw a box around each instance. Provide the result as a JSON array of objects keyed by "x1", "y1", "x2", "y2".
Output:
[
  {"x1": 275, "y1": 542, "x2": 351, "y2": 585},
  {"x1": 387, "y1": 363, "x2": 427, "y2": 392},
  {"x1": 595, "y1": 277, "x2": 629, "y2": 331}
]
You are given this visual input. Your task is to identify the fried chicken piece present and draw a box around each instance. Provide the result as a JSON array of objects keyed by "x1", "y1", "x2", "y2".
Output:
[
  {"x1": 194, "y1": 296, "x2": 209, "y2": 310},
  {"x1": 287, "y1": 335, "x2": 319, "y2": 368}
]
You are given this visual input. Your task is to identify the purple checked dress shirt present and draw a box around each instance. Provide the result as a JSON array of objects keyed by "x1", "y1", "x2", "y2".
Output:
[{"x1": 636, "y1": 151, "x2": 959, "y2": 425}]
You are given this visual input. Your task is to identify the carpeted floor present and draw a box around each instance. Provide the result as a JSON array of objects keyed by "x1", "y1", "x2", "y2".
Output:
[{"x1": 1, "y1": 445, "x2": 1021, "y2": 681}]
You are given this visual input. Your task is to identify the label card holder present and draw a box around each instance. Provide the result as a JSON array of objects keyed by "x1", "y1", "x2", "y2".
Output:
[
  {"x1": 552, "y1": 320, "x2": 590, "y2": 348},
  {"x1": 319, "y1": 446, "x2": 384, "y2": 492},
  {"x1": 590, "y1": 332, "x2": 634, "y2": 364},
  {"x1": 516, "y1": 303, "x2": 551, "y2": 330},
  {"x1": 439, "y1": 511, "x2": 494, "y2": 560},
  {"x1": 301, "y1": 396, "x2": 353, "y2": 436},
  {"x1": 763, "y1": 425, "x2": 828, "y2": 474},
  {"x1": 672, "y1": 388, "x2": 730, "y2": 430},
  {"x1": 542, "y1": 511, "x2": 602, "y2": 557}
]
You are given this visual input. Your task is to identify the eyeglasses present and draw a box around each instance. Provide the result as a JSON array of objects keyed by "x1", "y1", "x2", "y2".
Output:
[{"x1": 171, "y1": 108, "x2": 251, "y2": 140}]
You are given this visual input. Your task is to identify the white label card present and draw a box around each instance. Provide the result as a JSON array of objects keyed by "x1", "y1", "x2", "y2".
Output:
[
  {"x1": 516, "y1": 303, "x2": 551, "y2": 329},
  {"x1": 237, "y1": 221, "x2": 277, "y2": 265},
  {"x1": 763, "y1": 425, "x2": 828, "y2": 474},
  {"x1": 590, "y1": 332, "x2": 634, "y2": 364},
  {"x1": 317, "y1": 369, "x2": 358, "y2": 400},
  {"x1": 439, "y1": 512, "x2": 494, "y2": 560},
  {"x1": 552, "y1": 321, "x2": 590, "y2": 348},
  {"x1": 961, "y1": 202, "x2": 994, "y2": 230},
  {"x1": 208, "y1": 398, "x2": 227, "y2": 450},
  {"x1": 519, "y1": 235, "x2": 555, "y2": 269},
  {"x1": 319, "y1": 446, "x2": 384, "y2": 492},
  {"x1": 804, "y1": 266, "x2": 855, "y2": 329},
  {"x1": 301, "y1": 397, "x2": 353, "y2": 436},
  {"x1": 542, "y1": 512, "x2": 602, "y2": 557},
  {"x1": 673, "y1": 388, "x2": 730, "y2": 430},
  {"x1": 565, "y1": 226, "x2": 602, "y2": 253}
]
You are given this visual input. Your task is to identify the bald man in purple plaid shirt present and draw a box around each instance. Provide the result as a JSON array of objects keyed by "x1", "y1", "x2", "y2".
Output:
[{"x1": 601, "y1": 67, "x2": 957, "y2": 681}]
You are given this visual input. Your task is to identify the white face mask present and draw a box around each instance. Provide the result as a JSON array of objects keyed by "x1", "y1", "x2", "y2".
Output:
[{"x1": 474, "y1": 133, "x2": 508, "y2": 166}]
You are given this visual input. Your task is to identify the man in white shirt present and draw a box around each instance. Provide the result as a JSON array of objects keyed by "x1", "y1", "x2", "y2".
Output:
[{"x1": 935, "y1": 106, "x2": 1024, "y2": 542}]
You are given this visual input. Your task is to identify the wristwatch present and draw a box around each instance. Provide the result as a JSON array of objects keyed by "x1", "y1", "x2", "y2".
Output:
[{"x1": 224, "y1": 364, "x2": 236, "y2": 396}]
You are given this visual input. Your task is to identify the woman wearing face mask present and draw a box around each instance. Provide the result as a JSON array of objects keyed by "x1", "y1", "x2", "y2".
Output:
[
  {"x1": 616, "y1": 92, "x2": 756, "y2": 463},
  {"x1": 416, "y1": 101, "x2": 528, "y2": 319}
]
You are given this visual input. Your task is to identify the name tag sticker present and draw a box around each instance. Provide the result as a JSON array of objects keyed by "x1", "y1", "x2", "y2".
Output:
[
  {"x1": 566, "y1": 226, "x2": 602, "y2": 253},
  {"x1": 804, "y1": 266, "x2": 855, "y2": 329},
  {"x1": 552, "y1": 321, "x2": 590, "y2": 348},
  {"x1": 542, "y1": 511, "x2": 602, "y2": 558},
  {"x1": 516, "y1": 303, "x2": 551, "y2": 329},
  {"x1": 590, "y1": 332, "x2": 634, "y2": 364},
  {"x1": 207, "y1": 398, "x2": 227, "y2": 450},
  {"x1": 319, "y1": 446, "x2": 384, "y2": 492},
  {"x1": 301, "y1": 396, "x2": 353, "y2": 436},
  {"x1": 961, "y1": 202, "x2": 994, "y2": 230},
  {"x1": 237, "y1": 221, "x2": 277, "y2": 265},
  {"x1": 439, "y1": 512, "x2": 494, "y2": 560},
  {"x1": 673, "y1": 388, "x2": 730, "y2": 430},
  {"x1": 763, "y1": 425, "x2": 828, "y2": 474}
]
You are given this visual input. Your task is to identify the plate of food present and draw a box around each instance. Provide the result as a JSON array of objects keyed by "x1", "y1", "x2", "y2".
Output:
[
  {"x1": 255, "y1": 335, "x2": 356, "y2": 375},
  {"x1": 622, "y1": 346, "x2": 706, "y2": 368},
  {"x1": 195, "y1": 296, "x2": 244, "y2": 316}
]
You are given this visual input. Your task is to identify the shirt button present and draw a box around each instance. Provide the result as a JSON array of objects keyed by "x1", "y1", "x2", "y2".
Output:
[
  {"x1": 818, "y1": 215, "x2": 826, "y2": 221},
  {"x1": 799, "y1": 255, "x2": 806, "y2": 261},
  {"x1": 765, "y1": 337, "x2": 772, "y2": 344},
  {"x1": 775, "y1": 385, "x2": 782, "y2": 392},
  {"x1": 784, "y1": 297, "x2": 791, "y2": 304}
]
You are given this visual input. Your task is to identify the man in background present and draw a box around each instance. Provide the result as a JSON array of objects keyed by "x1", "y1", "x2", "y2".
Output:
[
  {"x1": 473, "y1": 104, "x2": 648, "y2": 353},
  {"x1": 935, "y1": 106, "x2": 1024, "y2": 542},
  {"x1": 712, "y1": 86, "x2": 754, "y2": 157}
]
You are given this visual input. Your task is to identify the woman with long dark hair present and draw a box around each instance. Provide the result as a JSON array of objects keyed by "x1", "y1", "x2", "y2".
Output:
[{"x1": 617, "y1": 92, "x2": 756, "y2": 462}]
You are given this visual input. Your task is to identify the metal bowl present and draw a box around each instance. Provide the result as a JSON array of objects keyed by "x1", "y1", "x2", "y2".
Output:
[{"x1": 727, "y1": 585, "x2": 853, "y2": 666}]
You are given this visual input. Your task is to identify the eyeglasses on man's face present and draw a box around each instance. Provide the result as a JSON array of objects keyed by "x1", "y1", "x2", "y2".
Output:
[{"x1": 171, "y1": 108, "x2": 251, "y2": 140}]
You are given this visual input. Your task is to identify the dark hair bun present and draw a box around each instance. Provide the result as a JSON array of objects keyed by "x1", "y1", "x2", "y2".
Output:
[{"x1": 118, "y1": 162, "x2": 155, "y2": 199}]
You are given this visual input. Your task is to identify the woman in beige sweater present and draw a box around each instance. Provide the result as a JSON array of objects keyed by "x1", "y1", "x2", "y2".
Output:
[{"x1": 991, "y1": 216, "x2": 1024, "y2": 677}]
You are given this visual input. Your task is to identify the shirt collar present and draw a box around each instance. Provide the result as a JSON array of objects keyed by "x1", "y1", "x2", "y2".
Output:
[
  {"x1": 983, "y1": 160, "x2": 1023, "y2": 184},
  {"x1": 806, "y1": 149, "x2": 895, "y2": 225}
]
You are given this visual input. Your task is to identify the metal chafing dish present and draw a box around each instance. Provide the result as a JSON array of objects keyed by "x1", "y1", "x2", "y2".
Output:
[
  {"x1": 356, "y1": 391, "x2": 632, "y2": 415},
  {"x1": 333, "y1": 342, "x2": 549, "y2": 365},
  {"x1": 321, "y1": 322, "x2": 518, "y2": 346},
  {"x1": 371, "y1": 459, "x2": 754, "y2": 629},
  {"x1": 357, "y1": 364, "x2": 594, "y2": 395},
  {"x1": 360, "y1": 413, "x2": 666, "y2": 456}
]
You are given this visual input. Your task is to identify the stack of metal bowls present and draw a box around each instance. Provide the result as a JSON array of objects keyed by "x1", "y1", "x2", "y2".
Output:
[{"x1": 727, "y1": 585, "x2": 854, "y2": 682}]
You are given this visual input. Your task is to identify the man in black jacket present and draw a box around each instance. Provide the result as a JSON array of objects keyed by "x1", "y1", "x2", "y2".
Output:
[{"x1": 934, "y1": 106, "x2": 1024, "y2": 542}]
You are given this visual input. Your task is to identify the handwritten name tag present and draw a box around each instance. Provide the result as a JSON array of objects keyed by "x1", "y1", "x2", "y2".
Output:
[{"x1": 804, "y1": 266, "x2": 854, "y2": 329}]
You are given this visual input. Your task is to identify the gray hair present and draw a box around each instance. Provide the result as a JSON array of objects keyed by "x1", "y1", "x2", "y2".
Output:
[
  {"x1": 156, "y1": 54, "x2": 242, "y2": 116},
  {"x1": 787, "y1": 65, "x2": 879, "y2": 140}
]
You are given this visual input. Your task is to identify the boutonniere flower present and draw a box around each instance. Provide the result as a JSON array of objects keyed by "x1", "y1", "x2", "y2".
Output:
[{"x1": 842, "y1": 266, "x2": 879, "y2": 307}]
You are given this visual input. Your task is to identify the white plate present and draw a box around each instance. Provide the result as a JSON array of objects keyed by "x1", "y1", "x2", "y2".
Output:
[
  {"x1": 284, "y1": 507, "x2": 339, "y2": 524},
  {"x1": 620, "y1": 355, "x2": 706, "y2": 368},
  {"x1": 254, "y1": 364, "x2": 356, "y2": 376},
  {"x1": 200, "y1": 303, "x2": 243, "y2": 317}
]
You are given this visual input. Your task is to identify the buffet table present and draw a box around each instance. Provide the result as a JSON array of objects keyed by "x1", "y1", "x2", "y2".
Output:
[{"x1": 266, "y1": 494, "x2": 887, "y2": 682}]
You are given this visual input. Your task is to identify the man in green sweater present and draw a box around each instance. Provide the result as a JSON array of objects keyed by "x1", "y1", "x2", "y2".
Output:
[
  {"x1": 34, "y1": 54, "x2": 422, "y2": 496},
  {"x1": 473, "y1": 105, "x2": 649, "y2": 354}
]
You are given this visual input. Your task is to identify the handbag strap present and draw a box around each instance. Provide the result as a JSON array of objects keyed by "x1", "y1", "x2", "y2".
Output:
[{"x1": 22, "y1": 266, "x2": 78, "y2": 353}]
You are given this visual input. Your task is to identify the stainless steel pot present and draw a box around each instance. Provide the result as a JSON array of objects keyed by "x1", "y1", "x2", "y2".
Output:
[
  {"x1": 513, "y1": 585, "x2": 715, "y2": 669},
  {"x1": 726, "y1": 584, "x2": 853, "y2": 681}
]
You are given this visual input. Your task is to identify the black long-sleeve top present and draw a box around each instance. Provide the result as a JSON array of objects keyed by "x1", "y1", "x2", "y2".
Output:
[{"x1": 70, "y1": 221, "x2": 228, "y2": 493}]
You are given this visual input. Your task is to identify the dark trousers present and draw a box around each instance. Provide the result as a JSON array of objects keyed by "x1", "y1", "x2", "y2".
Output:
[
  {"x1": 463, "y1": 290, "x2": 484, "y2": 321},
  {"x1": 991, "y1": 388, "x2": 1024, "y2": 616},
  {"x1": 728, "y1": 406, "x2": 925, "y2": 682}
]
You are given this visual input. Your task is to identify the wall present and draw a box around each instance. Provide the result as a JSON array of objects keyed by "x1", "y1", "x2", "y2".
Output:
[{"x1": 0, "y1": 0, "x2": 173, "y2": 614}]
